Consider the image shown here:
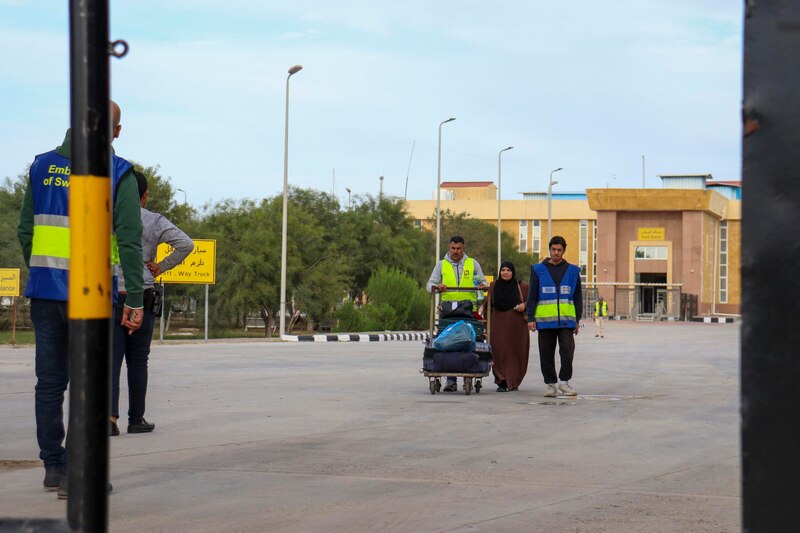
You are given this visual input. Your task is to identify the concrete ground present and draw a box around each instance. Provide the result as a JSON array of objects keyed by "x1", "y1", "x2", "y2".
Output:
[{"x1": 0, "y1": 321, "x2": 740, "y2": 532}]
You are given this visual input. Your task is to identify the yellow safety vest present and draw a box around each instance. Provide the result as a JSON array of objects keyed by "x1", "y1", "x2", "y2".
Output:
[
  {"x1": 595, "y1": 300, "x2": 608, "y2": 317},
  {"x1": 441, "y1": 257, "x2": 477, "y2": 305}
]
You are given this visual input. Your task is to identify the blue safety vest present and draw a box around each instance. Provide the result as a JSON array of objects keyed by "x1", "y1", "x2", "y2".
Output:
[
  {"x1": 25, "y1": 149, "x2": 132, "y2": 301},
  {"x1": 532, "y1": 262, "x2": 580, "y2": 330}
]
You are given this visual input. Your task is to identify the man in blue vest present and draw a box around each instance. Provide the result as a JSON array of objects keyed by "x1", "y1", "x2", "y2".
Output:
[
  {"x1": 427, "y1": 236, "x2": 488, "y2": 392},
  {"x1": 17, "y1": 101, "x2": 144, "y2": 497},
  {"x1": 526, "y1": 236, "x2": 582, "y2": 397}
]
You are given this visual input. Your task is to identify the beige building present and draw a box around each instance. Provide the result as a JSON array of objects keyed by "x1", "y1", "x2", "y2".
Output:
[{"x1": 406, "y1": 176, "x2": 741, "y2": 318}]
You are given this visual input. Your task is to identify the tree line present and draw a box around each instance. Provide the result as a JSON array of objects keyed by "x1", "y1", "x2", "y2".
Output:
[{"x1": 0, "y1": 165, "x2": 536, "y2": 335}]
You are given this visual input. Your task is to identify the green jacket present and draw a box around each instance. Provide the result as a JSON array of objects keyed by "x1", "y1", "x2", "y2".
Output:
[{"x1": 17, "y1": 130, "x2": 144, "y2": 308}]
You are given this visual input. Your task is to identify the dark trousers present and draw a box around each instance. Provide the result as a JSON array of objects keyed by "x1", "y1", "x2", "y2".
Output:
[
  {"x1": 537, "y1": 327, "x2": 575, "y2": 384},
  {"x1": 112, "y1": 294, "x2": 156, "y2": 424},
  {"x1": 31, "y1": 299, "x2": 69, "y2": 470}
]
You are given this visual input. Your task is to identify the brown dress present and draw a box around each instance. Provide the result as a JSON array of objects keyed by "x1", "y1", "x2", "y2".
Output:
[{"x1": 489, "y1": 281, "x2": 530, "y2": 390}]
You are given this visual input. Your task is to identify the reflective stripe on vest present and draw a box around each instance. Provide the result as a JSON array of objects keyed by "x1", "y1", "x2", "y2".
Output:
[
  {"x1": 440, "y1": 257, "x2": 477, "y2": 304},
  {"x1": 532, "y1": 262, "x2": 579, "y2": 329},
  {"x1": 30, "y1": 214, "x2": 70, "y2": 269}
]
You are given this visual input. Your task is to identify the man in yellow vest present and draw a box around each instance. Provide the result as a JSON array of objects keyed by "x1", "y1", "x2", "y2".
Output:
[
  {"x1": 594, "y1": 296, "x2": 608, "y2": 338},
  {"x1": 426, "y1": 235, "x2": 488, "y2": 392}
]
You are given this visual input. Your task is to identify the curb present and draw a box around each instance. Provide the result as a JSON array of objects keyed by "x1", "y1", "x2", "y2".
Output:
[
  {"x1": 690, "y1": 316, "x2": 738, "y2": 323},
  {"x1": 283, "y1": 331, "x2": 430, "y2": 343}
]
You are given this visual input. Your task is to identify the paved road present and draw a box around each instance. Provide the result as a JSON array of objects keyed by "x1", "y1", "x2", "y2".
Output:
[{"x1": 0, "y1": 321, "x2": 740, "y2": 532}]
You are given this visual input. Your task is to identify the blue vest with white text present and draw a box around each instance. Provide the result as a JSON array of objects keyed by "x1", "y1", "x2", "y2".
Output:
[
  {"x1": 532, "y1": 262, "x2": 580, "y2": 330},
  {"x1": 25, "y1": 149, "x2": 132, "y2": 301}
]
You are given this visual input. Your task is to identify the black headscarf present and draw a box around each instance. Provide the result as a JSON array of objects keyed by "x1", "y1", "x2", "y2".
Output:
[{"x1": 492, "y1": 261, "x2": 521, "y2": 312}]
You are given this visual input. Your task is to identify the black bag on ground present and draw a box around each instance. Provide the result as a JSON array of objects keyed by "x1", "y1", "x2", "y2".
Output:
[{"x1": 440, "y1": 300, "x2": 473, "y2": 318}]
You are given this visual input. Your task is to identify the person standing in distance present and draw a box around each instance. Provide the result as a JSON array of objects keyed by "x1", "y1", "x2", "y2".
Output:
[
  {"x1": 111, "y1": 170, "x2": 194, "y2": 436},
  {"x1": 594, "y1": 296, "x2": 608, "y2": 338},
  {"x1": 17, "y1": 100, "x2": 144, "y2": 497},
  {"x1": 526, "y1": 236, "x2": 582, "y2": 397},
  {"x1": 426, "y1": 235, "x2": 488, "y2": 392}
]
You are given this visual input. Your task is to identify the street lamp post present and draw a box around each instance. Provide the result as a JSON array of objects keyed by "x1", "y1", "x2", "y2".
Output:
[
  {"x1": 176, "y1": 188, "x2": 187, "y2": 205},
  {"x1": 547, "y1": 167, "x2": 563, "y2": 246},
  {"x1": 346, "y1": 187, "x2": 352, "y2": 210},
  {"x1": 497, "y1": 146, "x2": 513, "y2": 271},
  {"x1": 279, "y1": 64, "x2": 302, "y2": 339},
  {"x1": 435, "y1": 117, "x2": 456, "y2": 262}
]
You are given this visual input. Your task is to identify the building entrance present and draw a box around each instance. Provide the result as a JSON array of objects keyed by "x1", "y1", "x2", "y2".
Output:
[{"x1": 636, "y1": 273, "x2": 668, "y2": 314}]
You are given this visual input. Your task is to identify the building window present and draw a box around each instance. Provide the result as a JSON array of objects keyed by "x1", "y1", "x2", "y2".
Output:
[
  {"x1": 518, "y1": 220, "x2": 528, "y2": 252},
  {"x1": 579, "y1": 220, "x2": 589, "y2": 283},
  {"x1": 592, "y1": 221, "x2": 597, "y2": 282},
  {"x1": 532, "y1": 220, "x2": 541, "y2": 256},
  {"x1": 719, "y1": 221, "x2": 728, "y2": 303},
  {"x1": 413, "y1": 220, "x2": 422, "y2": 229},
  {"x1": 634, "y1": 245, "x2": 668, "y2": 260}
]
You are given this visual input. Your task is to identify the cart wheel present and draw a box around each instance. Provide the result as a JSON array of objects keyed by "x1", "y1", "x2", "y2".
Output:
[
  {"x1": 435, "y1": 378, "x2": 442, "y2": 392},
  {"x1": 464, "y1": 379, "x2": 472, "y2": 395},
  {"x1": 429, "y1": 380, "x2": 436, "y2": 395},
  {"x1": 475, "y1": 380, "x2": 482, "y2": 393}
]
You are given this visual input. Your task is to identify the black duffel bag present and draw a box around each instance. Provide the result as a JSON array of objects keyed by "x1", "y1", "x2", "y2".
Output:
[
  {"x1": 440, "y1": 300, "x2": 473, "y2": 318},
  {"x1": 426, "y1": 351, "x2": 482, "y2": 373}
]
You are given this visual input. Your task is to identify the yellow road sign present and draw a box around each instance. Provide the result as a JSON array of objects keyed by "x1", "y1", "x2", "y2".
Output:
[
  {"x1": 155, "y1": 239, "x2": 216, "y2": 284},
  {"x1": 0, "y1": 268, "x2": 21, "y2": 297}
]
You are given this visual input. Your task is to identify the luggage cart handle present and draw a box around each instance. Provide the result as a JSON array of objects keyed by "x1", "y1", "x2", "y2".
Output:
[{"x1": 432, "y1": 286, "x2": 487, "y2": 293}]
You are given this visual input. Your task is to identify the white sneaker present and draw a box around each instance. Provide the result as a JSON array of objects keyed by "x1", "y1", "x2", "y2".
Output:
[
  {"x1": 544, "y1": 384, "x2": 558, "y2": 397},
  {"x1": 558, "y1": 382, "x2": 577, "y2": 396}
]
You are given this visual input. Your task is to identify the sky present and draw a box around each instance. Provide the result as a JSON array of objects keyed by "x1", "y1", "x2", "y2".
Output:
[{"x1": 0, "y1": 1, "x2": 743, "y2": 208}]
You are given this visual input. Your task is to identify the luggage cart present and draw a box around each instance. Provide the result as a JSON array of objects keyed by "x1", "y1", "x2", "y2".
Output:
[{"x1": 422, "y1": 287, "x2": 492, "y2": 395}]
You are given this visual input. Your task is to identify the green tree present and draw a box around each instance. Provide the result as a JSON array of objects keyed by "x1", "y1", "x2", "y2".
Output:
[
  {"x1": 338, "y1": 195, "x2": 431, "y2": 295},
  {"x1": 0, "y1": 174, "x2": 29, "y2": 282},
  {"x1": 131, "y1": 162, "x2": 195, "y2": 227},
  {"x1": 365, "y1": 267, "x2": 429, "y2": 329}
]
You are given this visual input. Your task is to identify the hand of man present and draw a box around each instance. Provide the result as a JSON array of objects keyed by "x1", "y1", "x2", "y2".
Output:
[
  {"x1": 121, "y1": 305, "x2": 143, "y2": 334},
  {"x1": 574, "y1": 324, "x2": 580, "y2": 336},
  {"x1": 527, "y1": 321, "x2": 536, "y2": 331},
  {"x1": 477, "y1": 283, "x2": 488, "y2": 290},
  {"x1": 146, "y1": 261, "x2": 162, "y2": 277},
  {"x1": 436, "y1": 284, "x2": 447, "y2": 292}
]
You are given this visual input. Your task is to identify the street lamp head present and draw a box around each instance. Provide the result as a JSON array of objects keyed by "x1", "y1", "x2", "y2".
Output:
[
  {"x1": 442, "y1": 117, "x2": 456, "y2": 125},
  {"x1": 551, "y1": 180, "x2": 559, "y2": 186},
  {"x1": 346, "y1": 187, "x2": 351, "y2": 193},
  {"x1": 288, "y1": 64, "x2": 303, "y2": 75},
  {"x1": 554, "y1": 167, "x2": 563, "y2": 172}
]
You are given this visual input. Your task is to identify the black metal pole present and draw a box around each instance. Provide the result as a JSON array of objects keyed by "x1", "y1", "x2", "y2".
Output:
[
  {"x1": 742, "y1": 1, "x2": 800, "y2": 531},
  {"x1": 68, "y1": 0, "x2": 112, "y2": 530}
]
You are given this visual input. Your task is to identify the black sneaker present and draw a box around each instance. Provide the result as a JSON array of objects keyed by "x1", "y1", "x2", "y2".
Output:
[
  {"x1": 58, "y1": 475, "x2": 113, "y2": 500},
  {"x1": 128, "y1": 419, "x2": 155, "y2": 434},
  {"x1": 496, "y1": 385, "x2": 508, "y2": 392},
  {"x1": 110, "y1": 420, "x2": 120, "y2": 437},
  {"x1": 43, "y1": 468, "x2": 63, "y2": 492}
]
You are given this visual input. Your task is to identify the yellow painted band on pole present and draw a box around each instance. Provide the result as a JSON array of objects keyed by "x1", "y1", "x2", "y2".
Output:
[{"x1": 69, "y1": 174, "x2": 111, "y2": 319}]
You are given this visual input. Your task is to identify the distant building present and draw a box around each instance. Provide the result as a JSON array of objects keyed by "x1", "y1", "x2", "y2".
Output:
[{"x1": 406, "y1": 176, "x2": 740, "y2": 317}]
